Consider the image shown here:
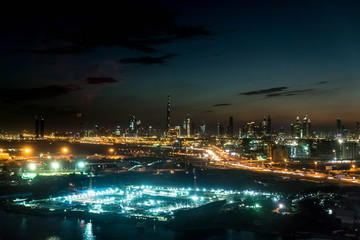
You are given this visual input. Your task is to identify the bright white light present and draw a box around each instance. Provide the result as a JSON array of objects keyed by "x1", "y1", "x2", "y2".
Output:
[
  {"x1": 28, "y1": 163, "x2": 36, "y2": 171},
  {"x1": 279, "y1": 203, "x2": 284, "y2": 209},
  {"x1": 191, "y1": 196, "x2": 199, "y2": 201},
  {"x1": 51, "y1": 162, "x2": 60, "y2": 170},
  {"x1": 78, "y1": 162, "x2": 85, "y2": 168}
]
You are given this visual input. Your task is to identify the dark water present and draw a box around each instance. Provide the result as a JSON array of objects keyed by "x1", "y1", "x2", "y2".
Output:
[{"x1": 0, "y1": 211, "x2": 282, "y2": 240}]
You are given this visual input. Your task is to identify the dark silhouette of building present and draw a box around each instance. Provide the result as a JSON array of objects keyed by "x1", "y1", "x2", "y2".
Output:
[
  {"x1": 337, "y1": 117, "x2": 344, "y2": 136},
  {"x1": 35, "y1": 115, "x2": 40, "y2": 138},
  {"x1": 228, "y1": 116, "x2": 233, "y2": 138},
  {"x1": 40, "y1": 116, "x2": 44, "y2": 138},
  {"x1": 267, "y1": 115, "x2": 271, "y2": 134},
  {"x1": 217, "y1": 123, "x2": 223, "y2": 136}
]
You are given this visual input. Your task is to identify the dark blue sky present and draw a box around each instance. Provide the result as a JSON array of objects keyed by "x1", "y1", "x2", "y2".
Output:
[{"x1": 1, "y1": 1, "x2": 360, "y2": 133}]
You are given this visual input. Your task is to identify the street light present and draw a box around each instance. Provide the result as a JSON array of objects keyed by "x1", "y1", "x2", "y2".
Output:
[
  {"x1": 51, "y1": 162, "x2": 60, "y2": 171},
  {"x1": 109, "y1": 148, "x2": 114, "y2": 153},
  {"x1": 62, "y1": 147, "x2": 69, "y2": 154},
  {"x1": 24, "y1": 147, "x2": 32, "y2": 154},
  {"x1": 28, "y1": 163, "x2": 36, "y2": 171},
  {"x1": 78, "y1": 162, "x2": 85, "y2": 169},
  {"x1": 314, "y1": 161, "x2": 318, "y2": 171}
]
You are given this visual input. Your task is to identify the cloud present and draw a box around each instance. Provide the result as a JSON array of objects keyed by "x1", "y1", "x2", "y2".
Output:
[
  {"x1": 213, "y1": 103, "x2": 231, "y2": 107},
  {"x1": 0, "y1": 85, "x2": 81, "y2": 103},
  {"x1": 241, "y1": 87, "x2": 287, "y2": 95},
  {"x1": 120, "y1": 54, "x2": 180, "y2": 65},
  {"x1": 86, "y1": 77, "x2": 118, "y2": 84},
  {"x1": 317, "y1": 81, "x2": 328, "y2": 84},
  {"x1": 266, "y1": 89, "x2": 314, "y2": 97},
  {"x1": 14, "y1": 4, "x2": 214, "y2": 55}
]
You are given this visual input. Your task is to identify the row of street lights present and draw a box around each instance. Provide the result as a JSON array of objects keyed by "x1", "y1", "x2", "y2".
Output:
[
  {"x1": 28, "y1": 161, "x2": 86, "y2": 172},
  {"x1": 23, "y1": 147, "x2": 115, "y2": 155}
]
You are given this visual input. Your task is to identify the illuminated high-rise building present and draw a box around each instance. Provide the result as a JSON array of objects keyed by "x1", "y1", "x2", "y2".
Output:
[
  {"x1": 290, "y1": 123, "x2": 295, "y2": 137},
  {"x1": 115, "y1": 126, "x2": 121, "y2": 136},
  {"x1": 306, "y1": 118, "x2": 311, "y2": 137},
  {"x1": 167, "y1": 95, "x2": 171, "y2": 131},
  {"x1": 262, "y1": 116, "x2": 267, "y2": 135},
  {"x1": 186, "y1": 116, "x2": 191, "y2": 137},
  {"x1": 295, "y1": 116, "x2": 301, "y2": 138},
  {"x1": 200, "y1": 121, "x2": 206, "y2": 135},
  {"x1": 129, "y1": 115, "x2": 136, "y2": 131}
]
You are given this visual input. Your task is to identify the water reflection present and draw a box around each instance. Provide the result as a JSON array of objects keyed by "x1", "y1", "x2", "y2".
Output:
[{"x1": 83, "y1": 222, "x2": 96, "y2": 240}]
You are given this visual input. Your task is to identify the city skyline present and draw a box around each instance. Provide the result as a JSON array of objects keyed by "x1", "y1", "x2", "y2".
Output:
[{"x1": 1, "y1": 1, "x2": 360, "y2": 132}]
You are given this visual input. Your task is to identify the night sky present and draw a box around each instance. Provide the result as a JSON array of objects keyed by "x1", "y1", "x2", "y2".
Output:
[{"x1": 1, "y1": 1, "x2": 360, "y2": 133}]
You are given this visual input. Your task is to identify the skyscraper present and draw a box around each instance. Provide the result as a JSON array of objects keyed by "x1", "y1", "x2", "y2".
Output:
[
  {"x1": 300, "y1": 115, "x2": 312, "y2": 138},
  {"x1": 129, "y1": 115, "x2": 136, "y2": 132},
  {"x1": 295, "y1": 116, "x2": 301, "y2": 138},
  {"x1": 115, "y1": 126, "x2": 121, "y2": 136},
  {"x1": 306, "y1": 118, "x2": 311, "y2": 137},
  {"x1": 186, "y1": 116, "x2": 191, "y2": 137},
  {"x1": 228, "y1": 116, "x2": 233, "y2": 138},
  {"x1": 262, "y1": 116, "x2": 267, "y2": 135},
  {"x1": 217, "y1": 123, "x2": 223, "y2": 136},
  {"x1": 35, "y1": 115, "x2": 40, "y2": 138},
  {"x1": 200, "y1": 121, "x2": 206, "y2": 135},
  {"x1": 267, "y1": 115, "x2": 271, "y2": 134},
  {"x1": 40, "y1": 116, "x2": 44, "y2": 138},
  {"x1": 167, "y1": 95, "x2": 171, "y2": 131},
  {"x1": 336, "y1": 117, "x2": 342, "y2": 135}
]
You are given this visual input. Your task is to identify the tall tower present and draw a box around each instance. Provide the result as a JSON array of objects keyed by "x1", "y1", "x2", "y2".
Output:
[
  {"x1": 228, "y1": 116, "x2": 234, "y2": 138},
  {"x1": 167, "y1": 95, "x2": 171, "y2": 131},
  {"x1": 336, "y1": 117, "x2": 342, "y2": 135},
  {"x1": 129, "y1": 115, "x2": 136, "y2": 131},
  {"x1": 217, "y1": 123, "x2": 223, "y2": 136},
  {"x1": 295, "y1": 116, "x2": 301, "y2": 138},
  {"x1": 262, "y1": 116, "x2": 267, "y2": 135},
  {"x1": 40, "y1": 116, "x2": 44, "y2": 138},
  {"x1": 307, "y1": 118, "x2": 311, "y2": 137},
  {"x1": 200, "y1": 121, "x2": 206, "y2": 135},
  {"x1": 267, "y1": 115, "x2": 271, "y2": 134},
  {"x1": 186, "y1": 116, "x2": 191, "y2": 137},
  {"x1": 302, "y1": 115, "x2": 308, "y2": 138},
  {"x1": 35, "y1": 115, "x2": 40, "y2": 138}
]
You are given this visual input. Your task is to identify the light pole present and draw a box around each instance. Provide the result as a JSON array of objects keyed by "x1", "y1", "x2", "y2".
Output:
[{"x1": 51, "y1": 162, "x2": 60, "y2": 171}]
